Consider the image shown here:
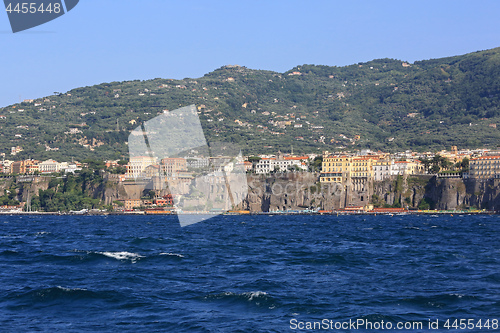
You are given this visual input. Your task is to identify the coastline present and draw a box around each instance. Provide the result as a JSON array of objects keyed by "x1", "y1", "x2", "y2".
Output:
[{"x1": 0, "y1": 209, "x2": 494, "y2": 216}]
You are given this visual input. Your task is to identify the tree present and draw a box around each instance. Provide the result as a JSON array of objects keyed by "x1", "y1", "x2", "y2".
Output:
[
  {"x1": 420, "y1": 158, "x2": 432, "y2": 173},
  {"x1": 424, "y1": 154, "x2": 452, "y2": 173},
  {"x1": 430, "y1": 164, "x2": 441, "y2": 174},
  {"x1": 456, "y1": 157, "x2": 469, "y2": 172},
  {"x1": 247, "y1": 156, "x2": 261, "y2": 163},
  {"x1": 309, "y1": 156, "x2": 323, "y2": 172}
]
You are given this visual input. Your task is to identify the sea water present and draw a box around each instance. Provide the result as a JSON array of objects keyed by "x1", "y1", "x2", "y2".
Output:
[{"x1": 0, "y1": 214, "x2": 499, "y2": 332}]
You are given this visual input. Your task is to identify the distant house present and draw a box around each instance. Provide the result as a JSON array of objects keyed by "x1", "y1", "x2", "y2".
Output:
[
  {"x1": 243, "y1": 161, "x2": 253, "y2": 172},
  {"x1": 11, "y1": 146, "x2": 23, "y2": 155},
  {"x1": 105, "y1": 160, "x2": 121, "y2": 168},
  {"x1": 66, "y1": 128, "x2": 82, "y2": 135},
  {"x1": 124, "y1": 199, "x2": 142, "y2": 210}
]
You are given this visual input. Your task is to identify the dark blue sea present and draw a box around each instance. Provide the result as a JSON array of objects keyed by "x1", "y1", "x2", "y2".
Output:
[{"x1": 0, "y1": 214, "x2": 499, "y2": 332}]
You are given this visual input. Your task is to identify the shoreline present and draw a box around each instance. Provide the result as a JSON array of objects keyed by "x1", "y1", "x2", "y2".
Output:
[{"x1": 0, "y1": 210, "x2": 495, "y2": 216}]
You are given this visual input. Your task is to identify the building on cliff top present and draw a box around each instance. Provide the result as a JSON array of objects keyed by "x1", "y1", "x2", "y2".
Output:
[{"x1": 469, "y1": 155, "x2": 500, "y2": 179}]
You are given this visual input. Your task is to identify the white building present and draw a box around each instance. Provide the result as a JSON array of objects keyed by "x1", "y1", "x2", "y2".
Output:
[
  {"x1": 373, "y1": 160, "x2": 423, "y2": 181},
  {"x1": 11, "y1": 146, "x2": 23, "y2": 155},
  {"x1": 39, "y1": 159, "x2": 60, "y2": 173},
  {"x1": 373, "y1": 160, "x2": 395, "y2": 181},
  {"x1": 126, "y1": 156, "x2": 158, "y2": 179},
  {"x1": 186, "y1": 157, "x2": 209, "y2": 169},
  {"x1": 255, "y1": 151, "x2": 308, "y2": 174},
  {"x1": 0, "y1": 160, "x2": 13, "y2": 174},
  {"x1": 59, "y1": 162, "x2": 82, "y2": 174}
]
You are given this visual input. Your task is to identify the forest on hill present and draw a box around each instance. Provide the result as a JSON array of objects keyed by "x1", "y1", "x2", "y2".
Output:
[{"x1": 1, "y1": 47, "x2": 499, "y2": 161}]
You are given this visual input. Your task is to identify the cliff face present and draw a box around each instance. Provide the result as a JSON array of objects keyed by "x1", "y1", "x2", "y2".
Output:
[
  {"x1": 244, "y1": 174, "x2": 500, "y2": 212},
  {"x1": 373, "y1": 175, "x2": 500, "y2": 211},
  {"x1": 241, "y1": 173, "x2": 372, "y2": 212},
  {"x1": 6, "y1": 173, "x2": 500, "y2": 212},
  {"x1": 16, "y1": 177, "x2": 51, "y2": 202},
  {"x1": 243, "y1": 173, "x2": 325, "y2": 212},
  {"x1": 429, "y1": 178, "x2": 500, "y2": 210},
  {"x1": 102, "y1": 179, "x2": 165, "y2": 205},
  {"x1": 372, "y1": 175, "x2": 432, "y2": 208}
]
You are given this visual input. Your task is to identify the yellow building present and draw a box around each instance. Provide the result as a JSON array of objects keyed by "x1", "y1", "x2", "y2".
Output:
[
  {"x1": 405, "y1": 160, "x2": 424, "y2": 175},
  {"x1": 124, "y1": 199, "x2": 142, "y2": 210},
  {"x1": 10, "y1": 161, "x2": 26, "y2": 175},
  {"x1": 320, "y1": 154, "x2": 351, "y2": 183},
  {"x1": 161, "y1": 157, "x2": 187, "y2": 175},
  {"x1": 320, "y1": 153, "x2": 380, "y2": 183},
  {"x1": 350, "y1": 156, "x2": 375, "y2": 178},
  {"x1": 469, "y1": 155, "x2": 500, "y2": 179},
  {"x1": 437, "y1": 147, "x2": 471, "y2": 166}
]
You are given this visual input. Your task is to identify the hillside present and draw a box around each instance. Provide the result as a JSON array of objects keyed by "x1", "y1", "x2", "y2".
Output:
[{"x1": 1, "y1": 47, "x2": 500, "y2": 160}]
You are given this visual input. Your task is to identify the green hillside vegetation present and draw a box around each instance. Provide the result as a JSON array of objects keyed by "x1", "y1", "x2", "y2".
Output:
[
  {"x1": 28, "y1": 162, "x2": 107, "y2": 212},
  {"x1": 1, "y1": 47, "x2": 500, "y2": 160}
]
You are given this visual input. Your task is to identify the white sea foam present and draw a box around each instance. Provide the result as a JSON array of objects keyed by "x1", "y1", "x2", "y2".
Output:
[
  {"x1": 159, "y1": 252, "x2": 184, "y2": 258},
  {"x1": 244, "y1": 291, "x2": 268, "y2": 301},
  {"x1": 208, "y1": 291, "x2": 268, "y2": 301},
  {"x1": 55, "y1": 286, "x2": 87, "y2": 292},
  {"x1": 100, "y1": 251, "x2": 144, "y2": 262}
]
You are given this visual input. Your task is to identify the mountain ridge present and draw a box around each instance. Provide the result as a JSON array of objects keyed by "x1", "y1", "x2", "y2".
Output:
[{"x1": 1, "y1": 47, "x2": 500, "y2": 161}]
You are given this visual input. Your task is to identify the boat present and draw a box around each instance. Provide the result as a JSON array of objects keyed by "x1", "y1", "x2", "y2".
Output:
[{"x1": 69, "y1": 209, "x2": 88, "y2": 215}]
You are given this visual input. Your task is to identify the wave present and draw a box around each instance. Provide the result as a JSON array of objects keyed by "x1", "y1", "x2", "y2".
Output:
[
  {"x1": 202, "y1": 291, "x2": 278, "y2": 308},
  {"x1": 0, "y1": 249, "x2": 19, "y2": 256},
  {"x1": 5, "y1": 286, "x2": 123, "y2": 308},
  {"x1": 404, "y1": 226, "x2": 422, "y2": 230},
  {"x1": 484, "y1": 272, "x2": 500, "y2": 283},
  {"x1": 400, "y1": 293, "x2": 481, "y2": 311},
  {"x1": 286, "y1": 251, "x2": 369, "y2": 267},
  {"x1": 130, "y1": 236, "x2": 167, "y2": 245},
  {"x1": 33, "y1": 231, "x2": 51, "y2": 237},
  {"x1": 59, "y1": 250, "x2": 146, "y2": 263},
  {"x1": 159, "y1": 252, "x2": 185, "y2": 258},
  {"x1": 99, "y1": 251, "x2": 144, "y2": 262},
  {"x1": 29, "y1": 250, "x2": 186, "y2": 264}
]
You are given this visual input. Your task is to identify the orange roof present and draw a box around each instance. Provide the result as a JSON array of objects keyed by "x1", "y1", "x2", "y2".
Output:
[{"x1": 471, "y1": 156, "x2": 500, "y2": 160}]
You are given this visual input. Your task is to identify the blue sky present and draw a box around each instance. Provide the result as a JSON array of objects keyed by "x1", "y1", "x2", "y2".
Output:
[{"x1": 0, "y1": 0, "x2": 499, "y2": 107}]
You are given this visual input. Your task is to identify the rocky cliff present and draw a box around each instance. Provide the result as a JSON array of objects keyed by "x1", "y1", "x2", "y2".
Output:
[
  {"x1": 242, "y1": 173, "x2": 500, "y2": 212},
  {"x1": 6, "y1": 172, "x2": 500, "y2": 212}
]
